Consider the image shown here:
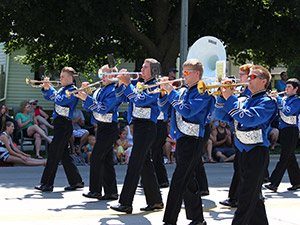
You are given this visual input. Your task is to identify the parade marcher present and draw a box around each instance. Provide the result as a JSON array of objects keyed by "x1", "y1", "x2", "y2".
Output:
[
  {"x1": 35, "y1": 67, "x2": 84, "y2": 192},
  {"x1": 110, "y1": 58, "x2": 163, "y2": 214},
  {"x1": 265, "y1": 78, "x2": 300, "y2": 192},
  {"x1": 215, "y1": 65, "x2": 277, "y2": 225},
  {"x1": 159, "y1": 59, "x2": 215, "y2": 225},
  {"x1": 76, "y1": 64, "x2": 121, "y2": 200},
  {"x1": 152, "y1": 107, "x2": 170, "y2": 188},
  {"x1": 218, "y1": 64, "x2": 252, "y2": 207}
]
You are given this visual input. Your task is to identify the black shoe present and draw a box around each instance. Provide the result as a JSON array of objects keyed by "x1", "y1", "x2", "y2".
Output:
[
  {"x1": 110, "y1": 204, "x2": 133, "y2": 214},
  {"x1": 99, "y1": 193, "x2": 118, "y2": 200},
  {"x1": 64, "y1": 181, "x2": 84, "y2": 191},
  {"x1": 140, "y1": 202, "x2": 164, "y2": 211},
  {"x1": 34, "y1": 184, "x2": 53, "y2": 192},
  {"x1": 264, "y1": 184, "x2": 278, "y2": 192},
  {"x1": 82, "y1": 192, "x2": 101, "y2": 199},
  {"x1": 287, "y1": 184, "x2": 300, "y2": 191},
  {"x1": 199, "y1": 190, "x2": 209, "y2": 196},
  {"x1": 219, "y1": 198, "x2": 238, "y2": 207},
  {"x1": 159, "y1": 182, "x2": 169, "y2": 188},
  {"x1": 189, "y1": 220, "x2": 207, "y2": 225}
]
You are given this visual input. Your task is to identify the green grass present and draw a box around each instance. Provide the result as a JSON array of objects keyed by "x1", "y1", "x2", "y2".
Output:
[{"x1": 269, "y1": 145, "x2": 300, "y2": 155}]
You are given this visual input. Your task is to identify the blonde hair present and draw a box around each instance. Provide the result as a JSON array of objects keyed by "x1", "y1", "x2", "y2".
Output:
[{"x1": 239, "y1": 64, "x2": 253, "y2": 75}]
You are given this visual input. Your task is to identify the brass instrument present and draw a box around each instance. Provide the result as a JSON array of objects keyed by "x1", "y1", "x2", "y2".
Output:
[
  {"x1": 25, "y1": 77, "x2": 61, "y2": 88},
  {"x1": 99, "y1": 72, "x2": 141, "y2": 81},
  {"x1": 197, "y1": 80, "x2": 247, "y2": 96},
  {"x1": 65, "y1": 81, "x2": 102, "y2": 98},
  {"x1": 268, "y1": 90, "x2": 286, "y2": 98},
  {"x1": 136, "y1": 78, "x2": 185, "y2": 94}
]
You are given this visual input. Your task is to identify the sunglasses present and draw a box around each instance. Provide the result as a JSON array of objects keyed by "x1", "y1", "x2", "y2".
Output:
[
  {"x1": 182, "y1": 70, "x2": 196, "y2": 76},
  {"x1": 25, "y1": 105, "x2": 31, "y2": 108},
  {"x1": 31, "y1": 103, "x2": 37, "y2": 105},
  {"x1": 248, "y1": 74, "x2": 263, "y2": 80}
]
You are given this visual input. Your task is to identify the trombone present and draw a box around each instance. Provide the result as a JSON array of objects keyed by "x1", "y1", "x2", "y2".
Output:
[
  {"x1": 136, "y1": 78, "x2": 185, "y2": 94},
  {"x1": 197, "y1": 80, "x2": 247, "y2": 96},
  {"x1": 99, "y1": 72, "x2": 141, "y2": 80},
  {"x1": 65, "y1": 81, "x2": 102, "y2": 98},
  {"x1": 25, "y1": 77, "x2": 61, "y2": 88}
]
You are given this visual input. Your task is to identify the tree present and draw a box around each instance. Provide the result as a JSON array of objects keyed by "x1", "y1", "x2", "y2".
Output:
[{"x1": 1, "y1": 0, "x2": 300, "y2": 76}]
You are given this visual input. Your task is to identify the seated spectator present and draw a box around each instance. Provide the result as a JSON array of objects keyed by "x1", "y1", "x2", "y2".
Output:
[
  {"x1": 0, "y1": 104, "x2": 19, "y2": 143},
  {"x1": 69, "y1": 108, "x2": 89, "y2": 155},
  {"x1": 211, "y1": 120, "x2": 235, "y2": 162},
  {"x1": 15, "y1": 101, "x2": 52, "y2": 159},
  {"x1": 163, "y1": 120, "x2": 176, "y2": 164},
  {"x1": 29, "y1": 99, "x2": 54, "y2": 132},
  {"x1": 83, "y1": 134, "x2": 96, "y2": 164},
  {"x1": 114, "y1": 128, "x2": 132, "y2": 164},
  {"x1": 0, "y1": 121, "x2": 46, "y2": 166}
]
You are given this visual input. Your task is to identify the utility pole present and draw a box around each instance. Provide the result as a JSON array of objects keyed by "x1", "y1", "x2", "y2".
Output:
[{"x1": 179, "y1": 0, "x2": 188, "y2": 77}]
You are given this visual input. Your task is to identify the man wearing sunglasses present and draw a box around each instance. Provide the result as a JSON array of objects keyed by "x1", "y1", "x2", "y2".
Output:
[
  {"x1": 215, "y1": 65, "x2": 277, "y2": 225},
  {"x1": 265, "y1": 78, "x2": 300, "y2": 192},
  {"x1": 159, "y1": 59, "x2": 215, "y2": 225}
]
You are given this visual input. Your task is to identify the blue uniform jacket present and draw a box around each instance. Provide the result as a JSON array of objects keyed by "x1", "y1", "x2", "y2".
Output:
[
  {"x1": 42, "y1": 83, "x2": 78, "y2": 120},
  {"x1": 158, "y1": 83, "x2": 215, "y2": 140},
  {"x1": 115, "y1": 78, "x2": 160, "y2": 124},
  {"x1": 277, "y1": 94, "x2": 300, "y2": 129},
  {"x1": 215, "y1": 90, "x2": 277, "y2": 152},
  {"x1": 82, "y1": 82, "x2": 121, "y2": 123},
  {"x1": 215, "y1": 87, "x2": 251, "y2": 124}
]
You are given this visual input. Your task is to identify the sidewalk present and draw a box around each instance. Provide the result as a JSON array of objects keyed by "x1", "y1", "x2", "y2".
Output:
[{"x1": 1, "y1": 156, "x2": 300, "y2": 225}]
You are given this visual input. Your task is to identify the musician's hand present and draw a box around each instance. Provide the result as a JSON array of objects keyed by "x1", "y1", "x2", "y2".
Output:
[
  {"x1": 161, "y1": 83, "x2": 174, "y2": 94},
  {"x1": 41, "y1": 77, "x2": 51, "y2": 90},
  {"x1": 74, "y1": 91, "x2": 88, "y2": 101},
  {"x1": 221, "y1": 86, "x2": 233, "y2": 100},
  {"x1": 118, "y1": 69, "x2": 131, "y2": 86},
  {"x1": 269, "y1": 90, "x2": 278, "y2": 98},
  {"x1": 81, "y1": 82, "x2": 90, "y2": 88}
]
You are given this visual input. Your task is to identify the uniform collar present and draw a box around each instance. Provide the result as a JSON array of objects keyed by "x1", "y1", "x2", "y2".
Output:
[
  {"x1": 188, "y1": 82, "x2": 198, "y2": 91},
  {"x1": 250, "y1": 89, "x2": 266, "y2": 98},
  {"x1": 145, "y1": 77, "x2": 155, "y2": 84}
]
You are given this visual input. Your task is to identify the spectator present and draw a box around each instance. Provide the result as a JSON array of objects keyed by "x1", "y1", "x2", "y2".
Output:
[
  {"x1": 69, "y1": 108, "x2": 89, "y2": 155},
  {"x1": 211, "y1": 120, "x2": 235, "y2": 162},
  {"x1": 167, "y1": 67, "x2": 180, "y2": 87},
  {"x1": 0, "y1": 121, "x2": 46, "y2": 166},
  {"x1": 163, "y1": 120, "x2": 176, "y2": 164},
  {"x1": 0, "y1": 104, "x2": 19, "y2": 143},
  {"x1": 15, "y1": 101, "x2": 52, "y2": 159},
  {"x1": 276, "y1": 71, "x2": 288, "y2": 92},
  {"x1": 123, "y1": 123, "x2": 133, "y2": 164},
  {"x1": 29, "y1": 99, "x2": 54, "y2": 132},
  {"x1": 83, "y1": 134, "x2": 96, "y2": 164},
  {"x1": 268, "y1": 127, "x2": 279, "y2": 150},
  {"x1": 114, "y1": 128, "x2": 132, "y2": 164}
]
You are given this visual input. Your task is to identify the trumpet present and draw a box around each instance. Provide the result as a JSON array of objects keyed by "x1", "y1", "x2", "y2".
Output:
[
  {"x1": 25, "y1": 77, "x2": 61, "y2": 88},
  {"x1": 65, "y1": 81, "x2": 102, "y2": 98},
  {"x1": 268, "y1": 90, "x2": 286, "y2": 97},
  {"x1": 136, "y1": 78, "x2": 185, "y2": 94},
  {"x1": 197, "y1": 80, "x2": 247, "y2": 96}
]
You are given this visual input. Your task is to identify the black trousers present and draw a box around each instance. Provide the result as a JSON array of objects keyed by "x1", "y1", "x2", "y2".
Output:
[
  {"x1": 119, "y1": 119, "x2": 162, "y2": 206},
  {"x1": 195, "y1": 124, "x2": 210, "y2": 193},
  {"x1": 232, "y1": 146, "x2": 269, "y2": 225},
  {"x1": 41, "y1": 116, "x2": 82, "y2": 186},
  {"x1": 163, "y1": 136, "x2": 205, "y2": 224},
  {"x1": 151, "y1": 120, "x2": 169, "y2": 185},
  {"x1": 89, "y1": 122, "x2": 118, "y2": 194},
  {"x1": 228, "y1": 149, "x2": 240, "y2": 200},
  {"x1": 269, "y1": 127, "x2": 300, "y2": 187}
]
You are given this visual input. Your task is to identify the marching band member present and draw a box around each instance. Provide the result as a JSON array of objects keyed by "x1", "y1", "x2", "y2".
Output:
[
  {"x1": 215, "y1": 65, "x2": 277, "y2": 225},
  {"x1": 35, "y1": 67, "x2": 84, "y2": 192},
  {"x1": 218, "y1": 64, "x2": 252, "y2": 208},
  {"x1": 159, "y1": 59, "x2": 215, "y2": 225},
  {"x1": 75, "y1": 64, "x2": 121, "y2": 200},
  {"x1": 110, "y1": 58, "x2": 163, "y2": 214},
  {"x1": 265, "y1": 78, "x2": 300, "y2": 192}
]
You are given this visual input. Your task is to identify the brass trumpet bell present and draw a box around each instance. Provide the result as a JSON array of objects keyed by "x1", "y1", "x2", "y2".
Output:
[
  {"x1": 25, "y1": 77, "x2": 61, "y2": 88},
  {"x1": 197, "y1": 80, "x2": 247, "y2": 96},
  {"x1": 65, "y1": 81, "x2": 102, "y2": 98}
]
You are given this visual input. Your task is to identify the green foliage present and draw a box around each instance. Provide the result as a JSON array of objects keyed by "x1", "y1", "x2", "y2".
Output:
[{"x1": 1, "y1": 0, "x2": 300, "y2": 75}]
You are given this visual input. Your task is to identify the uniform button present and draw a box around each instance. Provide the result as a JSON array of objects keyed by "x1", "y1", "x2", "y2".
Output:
[{"x1": 174, "y1": 131, "x2": 176, "y2": 134}]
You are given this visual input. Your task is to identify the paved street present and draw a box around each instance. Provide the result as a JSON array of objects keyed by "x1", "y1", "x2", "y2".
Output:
[{"x1": 1, "y1": 155, "x2": 300, "y2": 225}]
